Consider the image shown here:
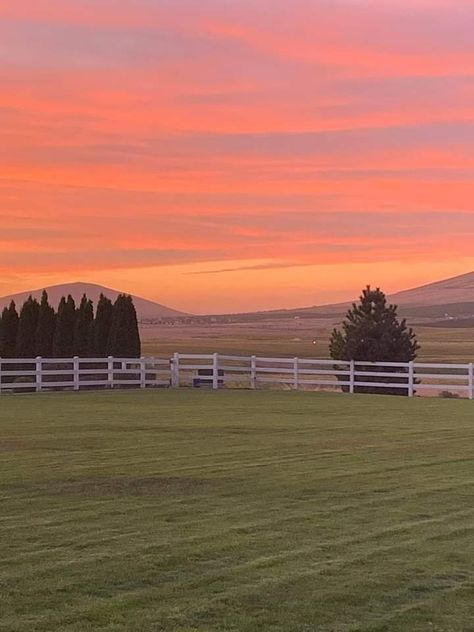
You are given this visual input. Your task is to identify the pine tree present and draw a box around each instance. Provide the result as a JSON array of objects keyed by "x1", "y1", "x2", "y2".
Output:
[
  {"x1": 93, "y1": 293, "x2": 113, "y2": 357},
  {"x1": 0, "y1": 301, "x2": 19, "y2": 358},
  {"x1": 16, "y1": 296, "x2": 40, "y2": 358},
  {"x1": 329, "y1": 286, "x2": 419, "y2": 395},
  {"x1": 52, "y1": 295, "x2": 76, "y2": 357},
  {"x1": 35, "y1": 290, "x2": 56, "y2": 357},
  {"x1": 74, "y1": 294, "x2": 94, "y2": 357},
  {"x1": 108, "y1": 294, "x2": 141, "y2": 357}
]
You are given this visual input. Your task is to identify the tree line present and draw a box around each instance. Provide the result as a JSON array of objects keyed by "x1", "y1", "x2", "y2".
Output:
[{"x1": 0, "y1": 292, "x2": 141, "y2": 358}]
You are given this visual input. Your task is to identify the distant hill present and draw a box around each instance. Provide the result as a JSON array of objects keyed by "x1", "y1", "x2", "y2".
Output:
[
  {"x1": 4, "y1": 272, "x2": 474, "y2": 326},
  {"x1": 305, "y1": 271, "x2": 474, "y2": 315},
  {"x1": 0, "y1": 282, "x2": 186, "y2": 321},
  {"x1": 417, "y1": 316, "x2": 474, "y2": 328},
  {"x1": 205, "y1": 271, "x2": 474, "y2": 326},
  {"x1": 389, "y1": 271, "x2": 474, "y2": 307}
]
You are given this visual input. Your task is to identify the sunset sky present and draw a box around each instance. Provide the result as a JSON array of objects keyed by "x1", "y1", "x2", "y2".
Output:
[{"x1": 2, "y1": 0, "x2": 474, "y2": 313}]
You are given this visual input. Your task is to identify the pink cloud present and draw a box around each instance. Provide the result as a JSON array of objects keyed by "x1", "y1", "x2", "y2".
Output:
[{"x1": 1, "y1": 1, "x2": 474, "y2": 308}]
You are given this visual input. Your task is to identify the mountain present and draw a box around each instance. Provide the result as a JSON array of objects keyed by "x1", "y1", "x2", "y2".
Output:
[
  {"x1": 3, "y1": 272, "x2": 474, "y2": 325},
  {"x1": 209, "y1": 272, "x2": 474, "y2": 325},
  {"x1": 0, "y1": 282, "x2": 186, "y2": 321},
  {"x1": 388, "y1": 271, "x2": 474, "y2": 306},
  {"x1": 302, "y1": 271, "x2": 474, "y2": 317}
]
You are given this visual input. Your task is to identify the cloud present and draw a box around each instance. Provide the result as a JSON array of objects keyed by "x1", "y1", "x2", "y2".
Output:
[{"x1": 1, "y1": 0, "x2": 474, "y2": 308}]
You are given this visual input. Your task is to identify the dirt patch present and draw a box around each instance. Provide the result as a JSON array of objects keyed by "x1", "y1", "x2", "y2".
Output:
[
  {"x1": 0, "y1": 439, "x2": 33, "y2": 453},
  {"x1": 32, "y1": 475, "x2": 215, "y2": 498}
]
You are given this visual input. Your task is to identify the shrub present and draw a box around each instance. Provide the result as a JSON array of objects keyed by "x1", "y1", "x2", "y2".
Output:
[{"x1": 439, "y1": 390, "x2": 460, "y2": 399}]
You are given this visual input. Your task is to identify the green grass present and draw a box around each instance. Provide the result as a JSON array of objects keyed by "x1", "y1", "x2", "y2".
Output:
[
  {"x1": 1, "y1": 390, "x2": 474, "y2": 631},
  {"x1": 141, "y1": 320, "x2": 474, "y2": 363}
]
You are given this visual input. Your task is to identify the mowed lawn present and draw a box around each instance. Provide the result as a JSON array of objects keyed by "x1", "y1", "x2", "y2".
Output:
[{"x1": 1, "y1": 391, "x2": 474, "y2": 632}]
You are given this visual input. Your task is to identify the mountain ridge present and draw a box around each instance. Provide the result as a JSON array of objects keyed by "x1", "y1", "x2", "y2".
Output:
[
  {"x1": 200, "y1": 271, "x2": 474, "y2": 321},
  {"x1": 0, "y1": 282, "x2": 186, "y2": 320},
  {"x1": 308, "y1": 270, "x2": 474, "y2": 315},
  {"x1": 2, "y1": 271, "x2": 474, "y2": 322}
]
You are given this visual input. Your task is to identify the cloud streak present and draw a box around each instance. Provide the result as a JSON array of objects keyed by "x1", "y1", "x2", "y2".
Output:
[{"x1": 1, "y1": 0, "x2": 474, "y2": 310}]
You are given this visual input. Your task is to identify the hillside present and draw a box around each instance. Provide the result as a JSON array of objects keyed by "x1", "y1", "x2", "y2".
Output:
[
  {"x1": 206, "y1": 271, "x2": 474, "y2": 325},
  {"x1": 389, "y1": 271, "x2": 474, "y2": 307},
  {"x1": 0, "y1": 282, "x2": 186, "y2": 321},
  {"x1": 3, "y1": 272, "x2": 474, "y2": 325},
  {"x1": 309, "y1": 271, "x2": 474, "y2": 315}
]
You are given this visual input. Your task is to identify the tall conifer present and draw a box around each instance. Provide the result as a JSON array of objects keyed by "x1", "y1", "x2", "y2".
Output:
[
  {"x1": 108, "y1": 294, "x2": 141, "y2": 357},
  {"x1": 93, "y1": 293, "x2": 113, "y2": 357},
  {"x1": 74, "y1": 294, "x2": 94, "y2": 357},
  {"x1": 16, "y1": 296, "x2": 40, "y2": 358},
  {"x1": 0, "y1": 301, "x2": 19, "y2": 358},
  {"x1": 52, "y1": 295, "x2": 76, "y2": 357},
  {"x1": 35, "y1": 290, "x2": 56, "y2": 357},
  {"x1": 0, "y1": 308, "x2": 4, "y2": 357}
]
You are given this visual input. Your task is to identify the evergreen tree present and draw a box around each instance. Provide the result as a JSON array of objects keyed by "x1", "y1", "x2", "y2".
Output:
[
  {"x1": 35, "y1": 290, "x2": 56, "y2": 357},
  {"x1": 0, "y1": 301, "x2": 19, "y2": 358},
  {"x1": 74, "y1": 294, "x2": 94, "y2": 357},
  {"x1": 329, "y1": 286, "x2": 419, "y2": 395},
  {"x1": 108, "y1": 294, "x2": 141, "y2": 357},
  {"x1": 93, "y1": 293, "x2": 113, "y2": 357},
  {"x1": 52, "y1": 295, "x2": 76, "y2": 357},
  {"x1": 0, "y1": 309, "x2": 4, "y2": 357},
  {"x1": 16, "y1": 296, "x2": 40, "y2": 358}
]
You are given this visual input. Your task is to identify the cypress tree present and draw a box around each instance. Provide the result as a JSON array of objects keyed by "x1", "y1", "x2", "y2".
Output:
[
  {"x1": 74, "y1": 294, "x2": 94, "y2": 357},
  {"x1": 108, "y1": 294, "x2": 141, "y2": 357},
  {"x1": 16, "y1": 296, "x2": 40, "y2": 358},
  {"x1": 93, "y1": 293, "x2": 113, "y2": 357},
  {"x1": 330, "y1": 286, "x2": 420, "y2": 395},
  {"x1": 0, "y1": 308, "x2": 4, "y2": 357},
  {"x1": 52, "y1": 295, "x2": 76, "y2": 357},
  {"x1": 0, "y1": 301, "x2": 19, "y2": 358},
  {"x1": 35, "y1": 290, "x2": 56, "y2": 357}
]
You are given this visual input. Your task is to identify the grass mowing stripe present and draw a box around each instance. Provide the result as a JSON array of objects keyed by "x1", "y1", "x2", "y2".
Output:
[{"x1": 2, "y1": 390, "x2": 474, "y2": 631}]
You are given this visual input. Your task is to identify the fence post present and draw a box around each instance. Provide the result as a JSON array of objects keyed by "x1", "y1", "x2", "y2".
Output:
[
  {"x1": 349, "y1": 360, "x2": 355, "y2": 394},
  {"x1": 73, "y1": 356, "x2": 80, "y2": 391},
  {"x1": 293, "y1": 357, "x2": 299, "y2": 390},
  {"x1": 171, "y1": 352, "x2": 180, "y2": 388},
  {"x1": 35, "y1": 356, "x2": 42, "y2": 393},
  {"x1": 469, "y1": 363, "x2": 473, "y2": 400},
  {"x1": 140, "y1": 356, "x2": 146, "y2": 389},
  {"x1": 250, "y1": 355, "x2": 257, "y2": 389},
  {"x1": 107, "y1": 356, "x2": 114, "y2": 389},
  {"x1": 408, "y1": 361, "x2": 414, "y2": 397},
  {"x1": 212, "y1": 353, "x2": 219, "y2": 390}
]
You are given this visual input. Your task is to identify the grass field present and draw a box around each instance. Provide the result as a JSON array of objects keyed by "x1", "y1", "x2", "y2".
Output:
[
  {"x1": 141, "y1": 319, "x2": 474, "y2": 363},
  {"x1": 2, "y1": 390, "x2": 474, "y2": 631}
]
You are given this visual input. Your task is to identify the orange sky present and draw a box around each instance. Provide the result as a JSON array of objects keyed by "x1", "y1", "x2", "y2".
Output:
[{"x1": 2, "y1": 0, "x2": 474, "y2": 313}]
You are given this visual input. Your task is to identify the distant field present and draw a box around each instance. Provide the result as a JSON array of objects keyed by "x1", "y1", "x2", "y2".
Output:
[
  {"x1": 141, "y1": 318, "x2": 474, "y2": 363},
  {"x1": 416, "y1": 327, "x2": 474, "y2": 362},
  {"x1": 2, "y1": 390, "x2": 474, "y2": 631}
]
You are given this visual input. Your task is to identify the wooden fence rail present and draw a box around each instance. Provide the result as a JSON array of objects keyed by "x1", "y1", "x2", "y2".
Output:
[
  {"x1": 0, "y1": 354, "x2": 473, "y2": 398},
  {"x1": 0, "y1": 357, "x2": 170, "y2": 393},
  {"x1": 169, "y1": 353, "x2": 474, "y2": 399}
]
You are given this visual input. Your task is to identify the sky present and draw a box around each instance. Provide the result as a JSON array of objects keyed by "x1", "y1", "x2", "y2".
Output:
[{"x1": 2, "y1": 0, "x2": 474, "y2": 314}]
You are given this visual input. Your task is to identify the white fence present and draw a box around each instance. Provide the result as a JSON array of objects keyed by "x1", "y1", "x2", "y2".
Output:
[
  {"x1": 0, "y1": 354, "x2": 473, "y2": 398},
  {"x1": 171, "y1": 354, "x2": 474, "y2": 399},
  {"x1": 0, "y1": 357, "x2": 170, "y2": 393}
]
